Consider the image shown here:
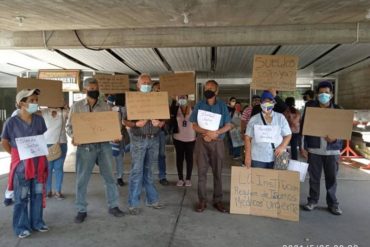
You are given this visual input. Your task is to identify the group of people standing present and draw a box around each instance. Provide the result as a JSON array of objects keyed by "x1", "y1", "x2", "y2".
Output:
[{"x1": 1, "y1": 75, "x2": 343, "y2": 239}]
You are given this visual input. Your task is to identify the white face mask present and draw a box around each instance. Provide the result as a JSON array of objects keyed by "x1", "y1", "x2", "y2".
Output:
[{"x1": 178, "y1": 99, "x2": 188, "y2": 106}]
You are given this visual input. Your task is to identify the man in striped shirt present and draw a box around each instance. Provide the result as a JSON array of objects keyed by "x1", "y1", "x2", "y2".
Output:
[{"x1": 240, "y1": 95, "x2": 261, "y2": 137}]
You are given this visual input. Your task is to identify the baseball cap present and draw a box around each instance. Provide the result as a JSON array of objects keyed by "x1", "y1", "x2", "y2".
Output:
[
  {"x1": 261, "y1": 91, "x2": 275, "y2": 102},
  {"x1": 16, "y1": 89, "x2": 40, "y2": 104}
]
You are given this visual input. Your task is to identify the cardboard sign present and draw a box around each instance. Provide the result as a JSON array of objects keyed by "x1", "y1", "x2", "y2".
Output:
[
  {"x1": 159, "y1": 72, "x2": 195, "y2": 96},
  {"x1": 125, "y1": 92, "x2": 170, "y2": 120},
  {"x1": 71, "y1": 111, "x2": 121, "y2": 144},
  {"x1": 251, "y1": 55, "x2": 299, "y2": 91},
  {"x1": 230, "y1": 167, "x2": 300, "y2": 222},
  {"x1": 15, "y1": 135, "x2": 49, "y2": 160},
  {"x1": 254, "y1": 125, "x2": 282, "y2": 143},
  {"x1": 38, "y1": 69, "x2": 80, "y2": 92},
  {"x1": 302, "y1": 107, "x2": 354, "y2": 140},
  {"x1": 94, "y1": 74, "x2": 130, "y2": 94},
  {"x1": 197, "y1": 110, "x2": 222, "y2": 131},
  {"x1": 17, "y1": 77, "x2": 64, "y2": 107}
]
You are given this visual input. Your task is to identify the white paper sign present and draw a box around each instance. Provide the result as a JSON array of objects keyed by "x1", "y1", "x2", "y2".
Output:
[
  {"x1": 288, "y1": 160, "x2": 309, "y2": 182},
  {"x1": 15, "y1": 135, "x2": 49, "y2": 160},
  {"x1": 197, "y1": 110, "x2": 222, "y2": 131},
  {"x1": 254, "y1": 125, "x2": 281, "y2": 143},
  {"x1": 230, "y1": 127, "x2": 244, "y2": 147}
]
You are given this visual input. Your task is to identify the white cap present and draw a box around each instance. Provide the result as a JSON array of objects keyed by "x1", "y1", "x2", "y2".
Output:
[{"x1": 16, "y1": 88, "x2": 40, "y2": 104}]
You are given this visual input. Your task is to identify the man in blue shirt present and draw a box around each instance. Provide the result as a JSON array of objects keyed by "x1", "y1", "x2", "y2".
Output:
[{"x1": 190, "y1": 80, "x2": 233, "y2": 213}]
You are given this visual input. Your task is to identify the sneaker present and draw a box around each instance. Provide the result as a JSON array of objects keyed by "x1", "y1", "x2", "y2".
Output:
[
  {"x1": 35, "y1": 226, "x2": 49, "y2": 232},
  {"x1": 54, "y1": 193, "x2": 65, "y2": 200},
  {"x1": 303, "y1": 202, "x2": 318, "y2": 211},
  {"x1": 159, "y1": 178, "x2": 169, "y2": 186},
  {"x1": 146, "y1": 202, "x2": 165, "y2": 209},
  {"x1": 108, "y1": 207, "x2": 125, "y2": 217},
  {"x1": 117, "y1": 178, "x2": 125, "y2": 187},
  {"x1": 328, "y1": 206, "x2": 343, "y2": 215},
  {"x1": 47, "y1": 191, "x2": 53, "y2": 198},
  {"x1": 3, "y1": 198, "x2": 13, "y2": 206},
  {"x1": 18, "y1": 230, "x2": 31, "y2": 239},
  {"x1": 74, "y1": 212, "x2": 87, "y2": 224},
  {"x1": 128, "y1": 207, "x2": 141, "y2": 215},
  {"x1": 185, "y1": 180, "x2": 192, "y2": 187},
  {"x1": 176, "y1": 180, "x2": 185, "y2": 187},
  {"x1": 233, "y1": 156, "x2": 241, "y2": 160}
]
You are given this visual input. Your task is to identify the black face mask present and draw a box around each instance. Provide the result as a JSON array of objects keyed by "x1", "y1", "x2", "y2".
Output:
[
  {"x1": 87, "y1": 90, "x2": 100, "y2": 100},
  {"x1": 204, "y1": 90, "x2": 216, "y2": 99},
  {"x1": 303, "y1": 95, "x2": 307, "y2": 102}
]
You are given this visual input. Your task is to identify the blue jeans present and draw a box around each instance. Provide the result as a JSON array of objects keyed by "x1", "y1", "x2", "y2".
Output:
[
  {"x1": 13, "y1": 161, "x2": 46, "y2": 235},
  {"x1": 46, "y1": 143, "x2": 67, "y2": 193},
  {"x1": 75, "y1": 142, "x2": 119, "y2": 212},
  {"x1": 111, "y1": 140, "x2": 125, "y2": 179},
  {"x1": 128, "y1": 135, "x2": 159, "y2": 207},
  {"x1": 158, "y1": 130, "x2": 167, "y2": 180},
  {"x1": 228, "y1": 133, "x2": 241, "y2": 157},
  {"x1": 251, "y1": 160, "x2": 274, "y2": 169}
]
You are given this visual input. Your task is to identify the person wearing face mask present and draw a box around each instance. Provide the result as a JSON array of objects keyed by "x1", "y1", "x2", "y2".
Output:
[
  {"x1": 190, "y1": 80, "x2": 233, "y2": 213},
  {"x1": 151, "y1": 82, "x2": 169, "y2": 186},
  {"x1": 226, "y1": 97, "x2": 242, "y2": 159},
  {"x1": 244, "y1": 91, "x2": 292, "y2": 169},
  {"x1": 301, "y1": 81, "x2": 343, "y2": 216},
  {"x1": 1, "y1": 89, "x2": 49, "y2": 238},
  {"x1": 170, "y1": 95, "x2": 196, "y2": 187},
  {"x1": 65, "y1": 78, "x2": 125, "y2": 223},
  {"x1": 122, "y1": 74, "x2": 165, "y2": 215}
]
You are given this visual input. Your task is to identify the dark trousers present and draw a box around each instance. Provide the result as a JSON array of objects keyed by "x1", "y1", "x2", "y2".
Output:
[
  {"x1": 290, "y1": 133, "x2": 300, "y2": 160},
  {"x1": 195, "y1": 136, "x2": 225, "y2": 203},
  {"x1": 173, "y1": 139, "x2": 195, "y2": 180},
  {"x1": 307, "y1": 153, "x2": 339, "y2": 207}
]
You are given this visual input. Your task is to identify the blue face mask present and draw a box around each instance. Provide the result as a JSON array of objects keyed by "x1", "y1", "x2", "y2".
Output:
[
  {"x1": 26, "y1": 103, "x2": 39, "y2": 114},
  {"x1": 140, "y1": 84, "x2": 152, "y2": 93},
  {"x1": 318, "y1": 93, "x2": 331, "y2": 104}
]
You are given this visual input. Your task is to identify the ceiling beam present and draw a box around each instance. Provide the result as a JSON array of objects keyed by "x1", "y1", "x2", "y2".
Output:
[{"x1": 1, "y1": 23, "x2": 370, "y2": 49}]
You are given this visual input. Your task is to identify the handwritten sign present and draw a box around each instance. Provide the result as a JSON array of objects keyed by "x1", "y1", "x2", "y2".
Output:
[
  {"x1": 17, "y1": 77, "x2": 64, "y2": 107},
  {"x1": 197, "y1": 110, "x2": 222, "y2": 131},
  {"x1": 288, "y1": 160, "x2": 309, "y2": 182},
  {"x1": 251, "y1": 55, "x2": 299, "y2": 91},
  {"x1": 159, "y1": 72, "x2": 195, "y2": 97},
  {"x1": 71, "y1": 111, "x2": 121, "y2": 144},
  {"x1": 230, "y1": 127, "x2": 244, "y2": 147},
  {"x1": 38, "y1": 69, "x2": 80, "y2": 92},
  {"x1": 254, "y1": 125, "x2": 281, "y2": 143},
  {"x1": 230, "y1": 167, "x2": 300, "y2": 222},
  {"x1": 302, "y1": 107, "x2": 354, "y2": 140},
  {"x1": 125, "y1": 92, "x2": 170, "y2": 120},
  {"x1": 94, "y1": 74, "x2": 130, "y2": 94},
  {"x1": 15, "y1": 135, "x2": 49, "y2": 160}
]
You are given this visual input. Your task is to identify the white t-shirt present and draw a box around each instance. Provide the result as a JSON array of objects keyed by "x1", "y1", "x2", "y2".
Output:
[{"x1": 41, "y1": 108, "x2": 68, "y2": 144}]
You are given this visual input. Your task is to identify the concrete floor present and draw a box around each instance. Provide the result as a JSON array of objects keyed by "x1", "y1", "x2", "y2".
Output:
[{"x1": 1, "y1": 146, "x2": 370, "y2": 247}]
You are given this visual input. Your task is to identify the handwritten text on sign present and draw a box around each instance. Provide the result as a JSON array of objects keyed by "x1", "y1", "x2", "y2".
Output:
[
  {"x1": 15, "y1": 135, "x2": 49, "y2": 160},
  {"x1": 251, "y1": 55, "x2": 298, "y2": 91},
  {"x1": 125, "y1": 92, "x2": 170, "y2": 120},
  {"x1": 94, "y1": 74, "x2": 130, "y2": 94},
  {"x1": 254, "y1": 125, "x2": 282, "y2": 144},
  {"x1": 197, "y1": 110, "x2": 222, "y2": 131},
  {"x1": 71, "y1": 111, "x2": 121, "y2": 144},
  {"x1": 230, "y1": 167, "x2": 300, "y2": 222}
]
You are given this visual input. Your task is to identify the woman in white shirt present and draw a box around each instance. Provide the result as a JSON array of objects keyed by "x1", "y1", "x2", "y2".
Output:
[{"x1": 41, "y1": 107, "x2": 68, "y2": 199}]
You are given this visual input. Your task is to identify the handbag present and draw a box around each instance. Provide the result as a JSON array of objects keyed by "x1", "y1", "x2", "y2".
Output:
[
  {"x1": 47, "y1": 109, "x2": 63, "y2": 162},
  {"x1": 260, "y1": 112, "x2": 289, "y2": 170}
]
